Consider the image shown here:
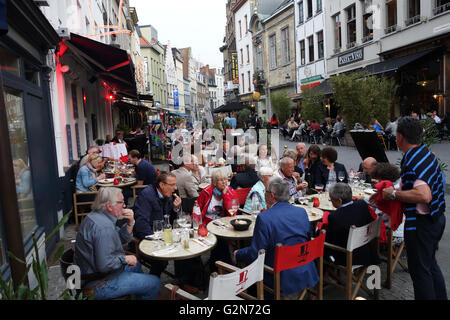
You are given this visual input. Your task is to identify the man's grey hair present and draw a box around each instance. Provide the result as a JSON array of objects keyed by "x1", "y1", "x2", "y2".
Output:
[
  {"x1": 267, "y1": 177, "x2": 291, "y2": 202},
  {"x1": 91, "y1": 187, "x2": 123, "y2": 212},
  {"x1": 280, "y1": 157, "x2": 294, "y2": 167},
  {"x1": 329, "y1": 183, "x2": 352, "y2": 204}
]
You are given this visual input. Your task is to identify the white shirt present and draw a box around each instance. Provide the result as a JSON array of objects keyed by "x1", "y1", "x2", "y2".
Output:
[
  {"x1": 206, "y1": 196, "x2": 223, "y2": 221},
  {"x1": 433, "y1": 115, "x2": 442, "y2": 124}
]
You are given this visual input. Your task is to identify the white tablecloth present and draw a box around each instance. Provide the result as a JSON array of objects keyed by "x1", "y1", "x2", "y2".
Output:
[{"x1": 99, "y1": 143, "x2": 128, "y2": 159}]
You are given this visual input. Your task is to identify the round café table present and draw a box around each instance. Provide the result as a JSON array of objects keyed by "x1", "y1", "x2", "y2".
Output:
[
  {"x1": 96, "y1": 177, "x2": 137, "y2": 188},
  {"x1": 139, "y1": 233, "x2": 217, "y2": 261},
  {"x1": 207, "y1": 215, "x2": 256, "y2": 240}
]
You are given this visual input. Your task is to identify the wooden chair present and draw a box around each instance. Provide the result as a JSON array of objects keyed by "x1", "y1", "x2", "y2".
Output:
[
  {"x1": 165, "y1": 250, "x2": 265, "y2": 300},
  {"x1": 324, "y1": 216, "x2": 382, "y2": 300},
  {"x1": 234, "y1": 187, "x2": 252, "y2": 207},
  {"x1": 264, "y1": 231, "x2": 326, "y2": 300},
  {"x1": 377, "y1": 132, "x2": 387, "y2": 150},
  {"x1": 131, "y1": 184, "x2": 148, "y2": 201},
  {"x1": 382, "y1": 227, "x2": 408, "y2": 289},
  {"x1": 73, "y1": 191, "x2": 98, "y2": 226}
]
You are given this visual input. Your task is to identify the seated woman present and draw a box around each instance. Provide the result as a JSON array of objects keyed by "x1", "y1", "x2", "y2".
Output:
[
  {"x1": 243, "y1": 167, "x2": 273, "y2": 212},
  {"x1": 319, "y1": 147, "x2": 348, "y2": 191},
  {"x1": 303, "y1": 145, "x2": 322, "y2": 191},
  {"x1": 75, "y1": 154, "x2": 106, "y2": 193},
  {"x1": 197, "y1": 169, "x2": 237, "y2": 271},
  {"x1": 256, "y1": 144, "x2": 276, "y2": 172},
  {"x1": 370, "y1": 118, "x2": 384, "y2": 132},
  {"x1": 325, "y1": 183, "x2": 380, "y2": 266}
]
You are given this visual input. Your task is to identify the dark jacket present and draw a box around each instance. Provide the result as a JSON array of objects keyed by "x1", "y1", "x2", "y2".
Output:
[
  {"x1": 316, "y1": 162, "x2": 349, "y2": 190},
  {"x1": 325, "y1": 200, "x2": 380, "y2": 266},
  {"x1": 236, "y1": 202, "x2": 319, "y2": 296},
  {"x1": 133, "y1": 185, "x2": 178, "y2": 240},
  {"x1": 230, "y1": 168, "x2": 259, "y2": 189},
  {"x1": 304, "y1": 160, "x2": 322, "y2": 189}
]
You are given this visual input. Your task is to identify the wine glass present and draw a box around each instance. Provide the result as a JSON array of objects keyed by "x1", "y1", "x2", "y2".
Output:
[
  {"x1": 338, "y1": 171, "x2": 345, "y2": 183},
  {"x1": 315, "y1": 184, "x2": 324, "y2": 193},
  {"x1": 229, "y1": 199, "x2": 239, "y2": 216},
  {"x1": 152, "y1": 220, "x2": 164, "y2": 249},
  {"x1": 172, "y1": 219, "x2": 182, "y2": 248}
]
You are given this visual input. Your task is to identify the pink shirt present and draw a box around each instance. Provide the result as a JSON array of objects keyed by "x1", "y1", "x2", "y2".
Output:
[{"x1": 399, "y1": 178, "x2": 430, "y2": 214}]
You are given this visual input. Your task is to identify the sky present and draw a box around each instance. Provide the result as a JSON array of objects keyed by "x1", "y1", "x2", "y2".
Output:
[{"x1": 130, "y1": 0, "x2": 227, "y2": 68}]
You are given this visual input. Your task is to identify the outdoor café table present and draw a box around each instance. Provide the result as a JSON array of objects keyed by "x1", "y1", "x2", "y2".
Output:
[
  {"x1": 138, "y1": 233, "x2": 217, "y2": 261},
  {"x1": 207, "y1": 214, "x2": 256, "y2": 241},
  {"x1": 98, "y1": 143, "x2": 128, "y2": 160},
  {"x1": 96, "y1": 177, "x2": 137, "y2": 188},
  {"x1": 303, "y1": 193, "x2": 335, "y2": 212}
]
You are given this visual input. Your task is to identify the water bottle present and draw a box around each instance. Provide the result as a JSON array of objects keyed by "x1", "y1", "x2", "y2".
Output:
[
  {"x1": 163, "y1": 214, "x2": 173, "y2": 245},
  {"x1": 251, "y1": 193, "x2": 261, "y2": 215},
  {"x1": 192, "y1": 201, "x2": 202, "y2": 231},
  {"x1": 349, "y1": 168, "x2": 355, "y2": 186}
]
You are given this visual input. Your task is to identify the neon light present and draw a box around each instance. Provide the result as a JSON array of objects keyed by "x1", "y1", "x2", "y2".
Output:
[{"x1": 107, "y1": 60, "x2": 130, "y2": 72}]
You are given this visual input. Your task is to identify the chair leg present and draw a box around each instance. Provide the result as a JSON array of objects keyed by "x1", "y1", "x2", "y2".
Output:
[{"x1": 385, "y1": 230, "x2": 393, "y2": 289}]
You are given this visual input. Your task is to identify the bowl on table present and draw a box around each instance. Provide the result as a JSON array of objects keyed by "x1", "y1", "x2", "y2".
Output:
[
  {"x1": 230, "y1": 218, "x2": 252, "y2": 231},
  {"x1": 99, "y1": 178, "x2": 114, "y2": 184}
]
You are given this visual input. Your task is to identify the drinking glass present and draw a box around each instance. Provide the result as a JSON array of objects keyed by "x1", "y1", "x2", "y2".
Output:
[
  {"x1": 152, "y1": 220, "x2": 164, "y2": 249},
  {"x1": 229, "y1": 199, "x2": 239, "y2": 215},
  {"x1": 172, "y1": 219, "x2": 182, "y2": 248},
  {"x1": 338, "y1": 171, "x2": 345, "y2": 182},
  {"x1": 316, "y1": 184, "x2": 324, "y2": 193}
]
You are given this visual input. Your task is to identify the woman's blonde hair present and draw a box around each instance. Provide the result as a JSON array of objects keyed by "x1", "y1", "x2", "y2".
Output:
[
  {"x1": 88, "y1": 153, "x2": 102, "y2": 166},
  {"x1": 211, "y1": 169, "x2": 228, "y2": 185}
]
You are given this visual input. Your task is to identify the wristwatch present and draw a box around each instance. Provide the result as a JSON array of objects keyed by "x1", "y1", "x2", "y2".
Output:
[
  {"x1": 127, "y1": 221, "x2": 135, "y2": 227},
  {"x1": 389, "y1": 190, "x2": 397, "y2": 200}
]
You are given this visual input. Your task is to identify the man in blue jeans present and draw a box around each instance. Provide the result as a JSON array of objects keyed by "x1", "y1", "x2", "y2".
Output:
[{"x1": 74, "y1": 187, "x2": 160, "y2": 300}]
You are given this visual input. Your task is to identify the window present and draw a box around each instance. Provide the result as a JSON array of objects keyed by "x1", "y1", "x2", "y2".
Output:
[
  {"x1": 245, "y1": 15, "x2": 248, "y2": 34},
  {"x1": 317, "y1": 0, "x2": 322, "y2": 13},
  {"x1": 240, "y1": 48, "x2": 244, "y2": 65},
  {"x1": 4, "y1": 87, "x2": 38, "y2": 240},
  {"x1": 307, "y1": 0, "x2": 313, "y2": 18},
  {"x1": 386, "y1": 0, "x2": 398, "y2": 33},
  {"x1": 241, "y1": 73, "x2": 245, "y2": 93},
  {"x1": 239, "y1": 20, "x2": 242, "y2": 38},
  {"x1": 317, "y1": 30, "x2": 324, "y2": 59},
  {"x1": 248, "y1": 71, "x2": 251, "y2": 92},
  {"x1": 406, "y1": 0, "x2": 421, "y2": 25},
  {"x1": 346, "y1": 5, "x2": 356, "y2": 47},
  {"x1": 246, "y1": 44, "x2": 250, "y2": 63},
  {"x1": 0, "y1": 46, "x2": 20, "y2": 77},
  {"x1": 308, "y1": 35, "x2": 314, "y2": 62},
  {"x1": 298, "y1": 1, "x2": 304, "y2": 24},
  {"x1": 269, "y1": 34, "x2": 277, "y2": 69},
  {"x1": 281, "y1": 27, "x2": 290, "y2": 65},
  {"x1": 333, "y1": 14, "x2": 342, "y2": 51},
  {"x1": 300, "y1": 40, "x2": 306, "y2": 65},
  {"x1": 434, "y1": 0, "x2": 450, "y2": 15}
]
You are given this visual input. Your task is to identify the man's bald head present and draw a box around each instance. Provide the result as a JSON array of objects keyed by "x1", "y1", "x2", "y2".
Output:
[{"x1": 362, "y1": 157, "x2": 377, "y2": 175}]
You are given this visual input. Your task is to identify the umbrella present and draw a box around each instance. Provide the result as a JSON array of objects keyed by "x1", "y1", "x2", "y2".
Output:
[{"x1": 213, "y1": 102, "x2": 246, "y2": 113}]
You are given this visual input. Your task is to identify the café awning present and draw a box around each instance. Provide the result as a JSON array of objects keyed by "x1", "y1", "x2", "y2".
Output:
[
  {"x1": 213, "y1": 102, "x2": 247, "y2": 113},
  {"x1": 63, "y1": 33, "x2": 137, "y2": 98}
]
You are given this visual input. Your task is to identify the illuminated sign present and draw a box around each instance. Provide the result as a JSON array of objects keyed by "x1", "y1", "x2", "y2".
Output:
[{"x1": 231, "y1": 52, "x2": 239, "y2": 83}]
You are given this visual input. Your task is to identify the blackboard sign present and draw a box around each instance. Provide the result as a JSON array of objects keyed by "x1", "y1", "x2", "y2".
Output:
[{"x1": 350, "y1": 130, "x2": 389, "y2": 163}]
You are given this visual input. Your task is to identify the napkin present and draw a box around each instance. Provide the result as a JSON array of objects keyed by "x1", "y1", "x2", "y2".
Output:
[{"x1": 152, "y1": 245, "x2": 178, "y2": 256}]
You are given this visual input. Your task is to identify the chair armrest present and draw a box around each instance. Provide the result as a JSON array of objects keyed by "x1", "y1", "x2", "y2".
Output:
[
  {"x1": 324, "y1": 242, "x2": 348, "y2": 253},
  {"x1": 264, "y1": 265, "x2": 274, "y2": 274},
  {"x1": 216, "y1": 261, "x2": 239, "y2": 274},
  {"x1": 164, "y1": 284, "x2": 201, "y2": 300}
]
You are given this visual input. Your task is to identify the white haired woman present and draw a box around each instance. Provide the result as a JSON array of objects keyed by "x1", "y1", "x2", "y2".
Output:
[
  {"x1": 243, "y1": 167, "x2": 273, "y2": 212},
  {"x1": 76, "y1": 153, "x2": 106, "y2": 192}
]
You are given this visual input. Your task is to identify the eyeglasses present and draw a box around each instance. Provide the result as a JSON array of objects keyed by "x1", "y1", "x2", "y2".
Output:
[
  {"x1": 163, "y1": 182, "x2": 177, "y2": 187},
  {"x1": 114, "y1": 201, "x2": 126, "y2": 206}
]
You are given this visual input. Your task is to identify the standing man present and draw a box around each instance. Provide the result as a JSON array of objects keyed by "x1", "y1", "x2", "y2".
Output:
[
  {"x1": 128, "y1": 149, "x2": 157, "y2": 187},
  {"x1": 74, "y1": 187, "x2": 160, "y2": 300},
  {"x1": 382, "y1": 117, "x2": 447, "y2": 300}
]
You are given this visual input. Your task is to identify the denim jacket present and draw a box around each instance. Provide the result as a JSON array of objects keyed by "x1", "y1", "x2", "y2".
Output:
[{"x1": 76, "y1": 164, "x2": 97, "y2": 192}]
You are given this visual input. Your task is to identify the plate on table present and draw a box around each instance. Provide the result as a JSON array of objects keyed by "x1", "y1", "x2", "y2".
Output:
[
  {"x1": 364, "y1": 188, "x2": 377, "y2": 195},
  {"x1": 123, "y1": 177, "x2": 136, "y2": 183},
  {"x1": 99, "y1": 178, "x2": 114, "y2": 184}
]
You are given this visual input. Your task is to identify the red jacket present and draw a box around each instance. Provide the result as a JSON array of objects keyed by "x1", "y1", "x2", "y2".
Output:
[
  {"x1": 196, "y1": 185, "x2": 237, "y2": 225},
  {"x1": 373, "y1": 180, "x2": 404, "y2": 231}
]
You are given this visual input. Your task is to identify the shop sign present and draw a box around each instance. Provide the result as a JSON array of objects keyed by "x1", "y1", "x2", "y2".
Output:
[
  {"x1": 338, "y1": 48, "x2": 364, "y2": 67},
  {"x1": 231, "y1": 52, "x2": 239, "y2": 83},
  {"x1": 301, "y1": 75, "x2": 323, "y2": 84}
]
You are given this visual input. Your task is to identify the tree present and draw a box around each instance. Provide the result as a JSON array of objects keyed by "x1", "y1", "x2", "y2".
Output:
[
  {"x1": 331, "y1": 72, "x2": 397, "y2": 130},
  {"x1": 301, "y1": 87, "x2": 325, "y2": 122},
  {"x1": 237, "y1": 108, "x2": 251, "y2": 128},
  {"x1": 270, "y1": 90, "x2": 291, "y2": 125}
]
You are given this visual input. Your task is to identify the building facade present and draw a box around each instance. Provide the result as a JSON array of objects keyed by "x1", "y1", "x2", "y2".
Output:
[{"x1": 173, "y1": 47, "x2": 185, "y2": 114}]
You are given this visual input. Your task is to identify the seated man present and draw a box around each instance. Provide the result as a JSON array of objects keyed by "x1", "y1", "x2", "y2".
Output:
[
  {"x1": 73, "y1": 187, "x2": 160, "y2": 300},
  {"x1": 275, "y1": 157, "x2": 308, "y2": 202},
  {"x1": 325, "y1": 183, "x2": 380, "y2": 266},
  {"x1": 172, "y1": 154, "x2": 199, "y2": 199},
  {"x1": 233, "y1": 178, "x2": 319, "y2": 298},
  {"x1": 230, "y1": 156, "x2": 259, "y2": 189},
  {"x1": 357, "y1": 157, "x2": 377, "y2": 185},
  {"x1": 128, "y1": 149, "x2": 157, "y2": 187}
]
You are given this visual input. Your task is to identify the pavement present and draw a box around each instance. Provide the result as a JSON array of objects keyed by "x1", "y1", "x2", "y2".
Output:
[{"x1": 46, "y1": 136, "x2": 450, "y2": 300}]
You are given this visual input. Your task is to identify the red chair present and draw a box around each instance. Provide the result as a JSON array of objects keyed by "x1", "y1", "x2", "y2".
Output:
[
  {"x1": 233, "y1": 187, "x2": 252, "y2": 207},
  {"x1": 265, "y1": 230, "x2": 326, "y2": 300}
]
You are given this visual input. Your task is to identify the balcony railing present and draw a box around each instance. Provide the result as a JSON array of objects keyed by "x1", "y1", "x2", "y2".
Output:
[
  {"x1": 385, "y1": 24, "x2": 398, "y2": 34},
  {"x1": 362, "y1": 34, "x2": 373, "y2": 43},
  {"x1": 405, "y1": 15, "x2": 421, "y2": 26},
  {"x1": 433, "y1": 2, "x2": 450, "y2": 16}
]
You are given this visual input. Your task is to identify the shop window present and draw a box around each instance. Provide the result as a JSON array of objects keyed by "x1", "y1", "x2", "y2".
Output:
[
  {"x1": 4, "y1": 87, "x2": 37, "y2": 239},
  {"x1": 0, "y1": 46, "x2": 20, "y2": 77},
  {"x1": 24, "y1": 61, "x2": 40, "y2": 86}
]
